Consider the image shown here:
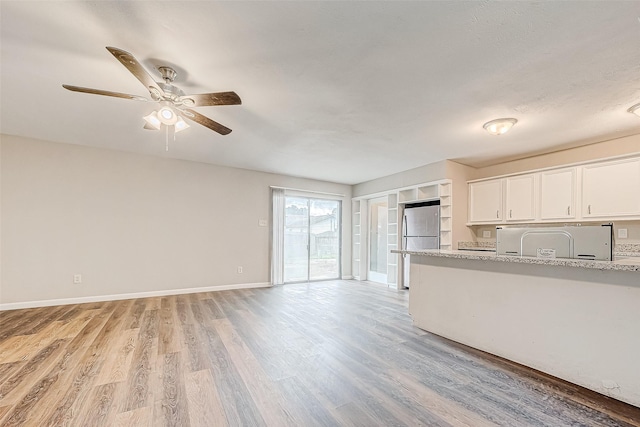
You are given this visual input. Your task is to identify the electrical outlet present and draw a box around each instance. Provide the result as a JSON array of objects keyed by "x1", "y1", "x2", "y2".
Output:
[
  {"x1": 237, "y1": 266, "x2": 243, "y2": 274},
  {"x1": 73, "y1": 274, "x2": 82, "y2": 284},
  {"x1": 258, "y1": 219, "x2": 268, "y2": 227},
  {"x1": 482, "y1": 230, "x2": 491, "y2": 238},
  {"x1": 618, "y1": 228, "x2": 628, "y2": 239}
]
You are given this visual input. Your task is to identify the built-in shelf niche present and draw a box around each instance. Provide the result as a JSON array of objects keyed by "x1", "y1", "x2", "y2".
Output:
[
  {"x1": 398, "y1": 188, "x2": 417, "y2": 203},
  {"x1": 387, "y1": 192, "x2": 400, "y2": 285},
  {"x1": 418, "y1": 186, "x2": 439, "y2": 200},
  {"x1": 438, "y1": 182, "x2": 453, "y2": 251},
  {"x1": 352, "y1": 200, "x2": 363, "y2": 280}
]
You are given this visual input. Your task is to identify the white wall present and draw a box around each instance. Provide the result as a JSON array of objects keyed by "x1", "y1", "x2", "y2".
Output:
[
  {"x1": 352, "y1": 160, "x2": 449, "y2": 197},
  {"x1": 0, "y1": 135, "x2": 352, "y2": 306},
  {"x1": 445, "y1": 161, "x2": 476, "y2": 246},
  {"x1": 475, "y1": 133, "x2": 640, "y2": 178}
]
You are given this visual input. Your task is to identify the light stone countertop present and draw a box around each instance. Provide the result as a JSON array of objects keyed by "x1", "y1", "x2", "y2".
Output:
[{"x1": 392, "y1": 249, "x2": 640, "y2": 273}]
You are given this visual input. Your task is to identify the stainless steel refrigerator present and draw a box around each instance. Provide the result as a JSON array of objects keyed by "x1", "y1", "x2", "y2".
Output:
[{"x1": 402, "y1": 201, "x2": 440, "y2": 288}]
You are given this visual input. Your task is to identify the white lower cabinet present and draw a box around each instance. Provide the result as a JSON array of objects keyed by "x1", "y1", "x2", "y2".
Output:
[
  {"x1": 540, "y1": 168, "x2": 576, "y2": 220},
  {"x1": 582, "y1": 158, "x2": 640, "y2": 218}
]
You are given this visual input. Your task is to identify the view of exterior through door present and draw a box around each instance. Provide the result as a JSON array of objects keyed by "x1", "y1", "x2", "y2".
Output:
[
  {"x1": 283, "y1": 197, "x2": 341, "y2": 283},
  {"x1": 368, "y1": 197, "x2": 388, "y2": 284}
]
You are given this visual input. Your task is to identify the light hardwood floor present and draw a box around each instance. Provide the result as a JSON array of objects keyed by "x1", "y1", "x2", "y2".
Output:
[{"x1": 0, "y1": 280, "x2": 639, "y2": 426}]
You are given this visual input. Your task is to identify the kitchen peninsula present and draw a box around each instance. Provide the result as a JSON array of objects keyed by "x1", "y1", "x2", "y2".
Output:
[{"x1": 393, "y1": 249, "x2": 640, "y2": 408}]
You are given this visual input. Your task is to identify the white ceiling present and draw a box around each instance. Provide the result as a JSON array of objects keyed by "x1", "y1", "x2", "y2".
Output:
[{"x1": 2, "y1": 1, "x2": 640, "y2": 185}]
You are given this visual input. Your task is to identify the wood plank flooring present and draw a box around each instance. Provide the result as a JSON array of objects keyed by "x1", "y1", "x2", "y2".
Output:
[{"x1": 1, "y1": 280, "x2": 639, "y2": 426}]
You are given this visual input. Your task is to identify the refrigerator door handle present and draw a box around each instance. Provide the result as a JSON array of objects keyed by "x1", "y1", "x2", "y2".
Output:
[
  {"x1": 402, "y1": 214, "x2": 407, "y2": 237},
  {"x1": 402, "y1": 214, "x2": 408, "y2": 254}
]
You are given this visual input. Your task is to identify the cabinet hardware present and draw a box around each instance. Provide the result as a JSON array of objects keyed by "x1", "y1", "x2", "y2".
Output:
[
  {"x1": 509, "y1": 209, "x2": 513, "y2": 218},
  {"x1": 567, "y1": 206, "x2": 570, "y2": 215},
  {"x1": 588, "y1": 205, "x2": 591, "y2": 214},
  {"x1": 496, "y1": 210, "x2": 499, "y2": 218}
]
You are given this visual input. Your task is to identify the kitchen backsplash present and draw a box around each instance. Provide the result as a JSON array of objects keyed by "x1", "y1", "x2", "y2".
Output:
[
  {"x1": 469, "y1": 221, "x2": 640, "y2": 249},
  {"x1": 458, "y1": 241, "x2": 640, "y2": 256},
  {"x1": 458, "y1": 241, "x2": 496, "y2": 250},
  {"x1": 614, "y1": 243, "x2": 640, "y2": 256}
]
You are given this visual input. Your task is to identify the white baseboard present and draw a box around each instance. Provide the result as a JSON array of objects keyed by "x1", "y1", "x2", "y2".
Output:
[
  {"x1": 0, "y1": 282, "x2": 272, "y2": 311},
  {"x1": 341, "y1": 275, "x2": 354, "y2": 280}
]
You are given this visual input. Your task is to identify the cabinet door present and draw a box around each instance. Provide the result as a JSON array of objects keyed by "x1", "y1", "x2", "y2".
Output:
[
  {"x1": 582, "y1": 158, "x2": 640, "y2": 218},
  {"x1": 468, "y1": 179, "x2": 503, "y2": 223},
  {"x1": 540, "y1": 168, "x2": 576, "y2": 220},
  {"x1": 506, "y1": 175, "x2": 536, "y2": 221}
]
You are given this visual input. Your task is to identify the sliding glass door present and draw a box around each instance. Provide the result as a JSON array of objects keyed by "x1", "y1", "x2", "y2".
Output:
[
  {"x1": 309, "y1": 199, "x2": 341, "y2": 280},
  {"x1": 283, "y1": 197, "x2": 309, "y2": 282},
  {"x1": 284, "y1": 197, "x2": 341, "y2": 283}
]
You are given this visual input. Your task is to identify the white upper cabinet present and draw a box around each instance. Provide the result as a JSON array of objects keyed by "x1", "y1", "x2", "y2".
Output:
[
  {"x1": 540, "y1": 168, "x2": 576, "y2": 220},
  {"x1": 468, "y1": 179, "x2": 503, "y2": 223},
  {"x1": 505, "y1": 174, "x2": 536, "y2": 222},
  {"x1": 467, "y1": 155, "x2": 640, "y2": 224},
  {"x1": 581, "y1": 158, "x2": 640, "y2": 218}
]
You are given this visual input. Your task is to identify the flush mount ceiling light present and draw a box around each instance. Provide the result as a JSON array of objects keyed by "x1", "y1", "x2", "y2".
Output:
[
  {"x1": 627, "y1": 103, "x2": 640, "y2": 117},
  {"x1": 483, "y1": 118, "x2": 518, "y2": 135}
]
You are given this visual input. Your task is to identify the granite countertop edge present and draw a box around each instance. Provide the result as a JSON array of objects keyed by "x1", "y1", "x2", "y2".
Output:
[{"x1": 391, "y1": 249, "x2": 640, "y2": 272}]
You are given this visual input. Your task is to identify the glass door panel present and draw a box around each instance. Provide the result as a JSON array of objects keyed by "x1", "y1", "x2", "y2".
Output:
[
  {"x1": 309, "y1": 199, "x2": 340, "y2": 280},
  {"x1": 284, "y1": 197, "x2": 309, "y2": 283},
  {"x1": 284, "y1": 196, "x2": 341, "y2": 283},
  {"x1": 368, "y1": 197, "x2": 388, "y2": 283}
]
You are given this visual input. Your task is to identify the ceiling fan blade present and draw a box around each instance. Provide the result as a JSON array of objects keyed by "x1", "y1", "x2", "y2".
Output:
[
  {"x1": 62, "y1": 85, "x2": 149, "y2": 101},
  {"x1": 183, "y1": 109, "x2": 232, "y2": 135},
  {"x1": 178, "y1": 91, "x2": 242, "y2": 107},
  {"x1": 105, "y1": 46, "x2": 165, "y2": 99}
]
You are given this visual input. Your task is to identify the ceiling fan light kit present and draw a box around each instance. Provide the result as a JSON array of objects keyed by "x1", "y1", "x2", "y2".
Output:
[
  {"x1": 483, "y1": 118, "x2": 518, "y2": 135},
  {"x1": 159, "y1": 107, "x2": 176, "y2": 124},
  {"x1": 174, "y1": 116, "x2": 190, "y2": 132},
  {"x1": 62, "y1": 46, "x2": 241, "y2": 149},
  {"x1": 627, "y1": 102, "x2": 640, "y2": 117},
  {"x1": 143, "y1": 112, "x2": 162, "y2": 130}
]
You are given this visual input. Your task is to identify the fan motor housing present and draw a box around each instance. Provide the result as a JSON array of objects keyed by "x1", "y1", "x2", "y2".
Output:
[{"x1": 158, "y1": 66, "x2": 177, "y2": 83}]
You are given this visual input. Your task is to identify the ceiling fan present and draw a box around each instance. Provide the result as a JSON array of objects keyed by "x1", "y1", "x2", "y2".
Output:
[{"x1": 63, "y1": 46, "x2": 241, "y2": 136}]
